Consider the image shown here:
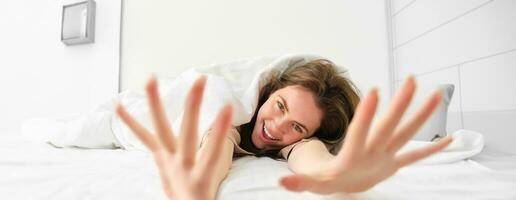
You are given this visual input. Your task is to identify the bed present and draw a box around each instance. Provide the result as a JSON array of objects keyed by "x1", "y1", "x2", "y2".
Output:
[
  {"x1": 1, "y1": 132, "x2": 515, "y2": 200},
  {"x1": 3, "y1": 55, "x2": 515, "y2": 199}
]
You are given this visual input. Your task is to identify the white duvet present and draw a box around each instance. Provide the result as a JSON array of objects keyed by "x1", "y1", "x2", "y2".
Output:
[
  {"x1": 22, "y1": 54, "x2": 338, "y2": 151},
  {"x1": 22, "y1": 54, "x2": 485, "y2": 165}
]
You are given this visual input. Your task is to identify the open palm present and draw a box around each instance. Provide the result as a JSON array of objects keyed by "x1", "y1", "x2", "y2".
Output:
[
  {"x1": 280, "y1": 76, "x2": 453, "y2": 193},
  {"x1": 116, "y1": 76, "x2": 232, "y2": 200}
]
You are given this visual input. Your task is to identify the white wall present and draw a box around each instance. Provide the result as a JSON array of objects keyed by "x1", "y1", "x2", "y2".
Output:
[
  {"x1": 388, "y1": 0, "x2": 516, "y2": 153},
  {"x1": 121, "y1": 0, "x2": 392, "y2": 111},
  {"x1": 0, "y1": 0, "x2": 121, "y2": 135}
]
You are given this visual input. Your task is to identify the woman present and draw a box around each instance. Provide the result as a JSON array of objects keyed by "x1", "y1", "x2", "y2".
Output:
[{"x1": 116, "y1": 60, "x2": 452, "y2": 200}]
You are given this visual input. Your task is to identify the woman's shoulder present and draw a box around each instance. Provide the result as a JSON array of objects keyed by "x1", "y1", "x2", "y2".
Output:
[
  {"x1": 226, "y1": 126, "x2": 241, "y2": 143},
  {"x1": 280, "y1": 137, "x2": 323, "y2": 160}
]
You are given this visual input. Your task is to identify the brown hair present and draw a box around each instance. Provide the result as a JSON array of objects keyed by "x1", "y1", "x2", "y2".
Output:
[{"x1": 238, "y1": 59, "x2": 361, "y2": 157}]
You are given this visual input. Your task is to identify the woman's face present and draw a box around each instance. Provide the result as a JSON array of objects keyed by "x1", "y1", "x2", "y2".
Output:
[{"x1": 251, "y1": 85, "x2": 323, "y2": 150}]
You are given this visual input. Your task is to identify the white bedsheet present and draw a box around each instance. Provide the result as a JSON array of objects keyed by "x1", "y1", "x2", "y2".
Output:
[
  {"x1": 0, "y1": 137, "x2": 164, "y2": 199},
  {"x1": 1, "y1": 135, "x2": 515, "y2": 200}
]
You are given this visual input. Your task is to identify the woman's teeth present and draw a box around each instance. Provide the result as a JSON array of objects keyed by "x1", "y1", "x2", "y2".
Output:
[{"x1": 263, "y1": 125, "x2": 278, "y2": 141}]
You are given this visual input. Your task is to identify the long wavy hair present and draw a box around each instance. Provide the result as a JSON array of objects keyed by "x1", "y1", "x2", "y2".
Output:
[{"x1": 237, "y1": 59, "x2": 361, "y2": 158}]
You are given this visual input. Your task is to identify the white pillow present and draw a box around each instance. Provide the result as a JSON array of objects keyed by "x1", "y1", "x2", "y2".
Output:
[{"x1": 412, "y1": 84, "x2": 454, "y2": 141}]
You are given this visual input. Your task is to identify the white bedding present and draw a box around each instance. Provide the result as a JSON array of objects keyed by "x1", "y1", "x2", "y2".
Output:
[
  {"x1": 1, "y1": 134, "x2": 515, "y2": 200},
  {"x1": 21, "y1": 54, "x2": 349, "y2": 151},
  {"x1": 8, "y1": 54, "x2": 516, "y2": 199}
]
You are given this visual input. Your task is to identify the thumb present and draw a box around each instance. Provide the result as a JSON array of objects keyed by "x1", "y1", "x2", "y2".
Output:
[{"x1": 280, "y1": 174, "x2": 319, "y2": 192}]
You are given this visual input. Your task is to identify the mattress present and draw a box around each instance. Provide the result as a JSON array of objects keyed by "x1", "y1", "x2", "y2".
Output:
[{"x1": 1, "y1": 134, "x2": 515, "y2": 200}]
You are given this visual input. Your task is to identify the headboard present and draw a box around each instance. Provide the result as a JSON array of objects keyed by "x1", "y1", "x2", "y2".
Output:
[{"x1": 387, "y1": 0, "x2": 516, "y2": 154}]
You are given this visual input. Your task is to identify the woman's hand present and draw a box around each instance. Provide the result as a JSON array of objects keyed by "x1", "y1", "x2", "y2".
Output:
[
  {"x1": 116, "y1": 76, "x2": 233, "y2": 200},
  {"x1": 280, "y1": 76, "x2": 453, "y2": 194}
]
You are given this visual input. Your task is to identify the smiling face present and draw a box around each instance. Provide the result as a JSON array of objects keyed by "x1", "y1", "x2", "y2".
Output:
[{"x1": 251, "y1": 85, "x2": 323, "y2": 150}]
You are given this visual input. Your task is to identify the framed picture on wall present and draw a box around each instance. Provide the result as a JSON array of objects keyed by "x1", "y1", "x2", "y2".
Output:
[{"x1": 61, "y1": 0, "x2": 96, "y2": 45}]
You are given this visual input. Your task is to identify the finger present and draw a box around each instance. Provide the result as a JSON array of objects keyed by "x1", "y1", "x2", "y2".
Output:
[
  {"x1": 386, "y1": 90, "x2": 442, "y2": 152},
  {"x1": 146, "y1": 76, "x2": 177, "y2": 153},
  {"x1": 280, "y1": 174, "x2": 322, "y2": 193},
  {"x1": 395, "y1": 136, "x2": 452, "y2": 167},
  {"x1": 338, "y1": 88, "x2": 378, "y2": 158},
  {"x1": 115, "y1": 103, "x2": 160, "y2": 152},
  {"x1": 197, "y1": 104, "x2": 233, "y2": 179},
  {"x1": 179, "y1": 75, "x2": 207, "y2": 168},
  {"x1": 153, "y1": 153, "x2": 174, "y2": 200},
  {"x1": 366, "y1": 76, "x2": 415, "y2": 151}
]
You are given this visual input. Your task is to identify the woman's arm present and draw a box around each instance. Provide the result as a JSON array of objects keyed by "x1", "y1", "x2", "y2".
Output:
[
  {"x1": 282, "y1": 139, "x2": 333, "y2": 175},
  {"x1": 197, "y1": 135, "x2": 234, "y2": 199}
]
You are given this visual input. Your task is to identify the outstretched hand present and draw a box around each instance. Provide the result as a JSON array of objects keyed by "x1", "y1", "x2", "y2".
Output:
[
  {"x1": 280, "y1": 76, "x2": 453, "y2": 193},
  {"x1": 116, "y1": 76, "x2": 232, "y2": 200}
]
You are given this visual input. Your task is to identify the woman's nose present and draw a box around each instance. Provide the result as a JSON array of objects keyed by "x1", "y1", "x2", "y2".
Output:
[{"x1": 271, "y1": 118, "x2": 287, "y2": 135}]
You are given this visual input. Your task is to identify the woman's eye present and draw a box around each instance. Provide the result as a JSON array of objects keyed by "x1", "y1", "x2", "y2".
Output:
[
  {"x1": 277, "y1": 101, "x2": 285, "y2": 112},
  {"x1": 294, "y1": 124, "x2": 303, "y2": 133}
]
